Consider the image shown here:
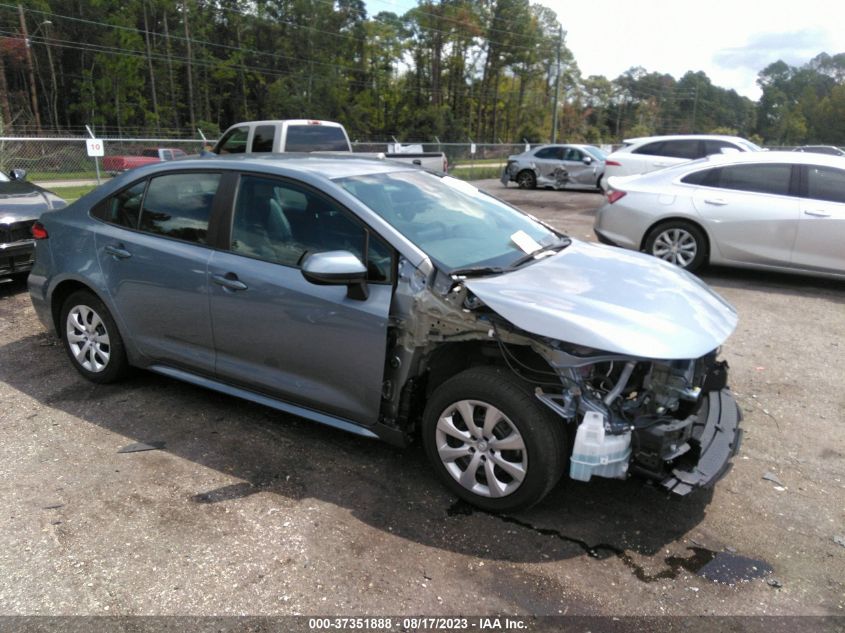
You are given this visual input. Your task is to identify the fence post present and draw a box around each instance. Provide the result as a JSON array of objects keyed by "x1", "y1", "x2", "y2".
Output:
[{"x1": 85, "y1": 125, "x2": 101, "y2": 185}]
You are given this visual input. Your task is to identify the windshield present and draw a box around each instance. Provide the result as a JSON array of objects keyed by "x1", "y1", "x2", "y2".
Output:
[
  {"x1": 737, "y1": 140, "x2": 763, "y2": 152},
  {"x1": 583, "y1": 146, "x2": 608, "y2": 160},
  {"x1": 336, "y1": 171, "x2": 559, "y2": 271}
]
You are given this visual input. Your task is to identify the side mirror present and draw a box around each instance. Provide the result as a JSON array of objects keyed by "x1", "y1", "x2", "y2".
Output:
[
  {"x1": 301, "y1": 250, "x2": 369, "y2": 300},
  {"x1": 10, "y1": 168, "x2": 27, "y2": 181},
  {"x1": 582, "y1": 156, "x2": 593, "y2": 165}
]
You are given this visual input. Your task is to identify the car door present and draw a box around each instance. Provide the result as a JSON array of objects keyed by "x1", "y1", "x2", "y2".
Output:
[
  {"x1": 207, "y1": 173, "x2": 394, "y2": 426},
  {"x1": 690, "y1": 163, "x2": 800, "y2": 266},
  {"x1": 791, "y1": 164, "x2": 845, "y2": 274},
  {"x1": 561, "y1": 147, "x2": 595, "y2": 185},
  {"x1": 532, "y1": 146, "x2": 564, "y2": 185},
  {"x1": 93, "y1": 171, "x2": 224, "y2": 372}
]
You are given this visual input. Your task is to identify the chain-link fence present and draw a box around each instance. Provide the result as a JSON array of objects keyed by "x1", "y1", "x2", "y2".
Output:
[
  {"x1": 1, "y1": 136, "x2": 534, "y2": 184},
  {"x1": 0, "y1": 137, "x2": 208, "y2": 183}
]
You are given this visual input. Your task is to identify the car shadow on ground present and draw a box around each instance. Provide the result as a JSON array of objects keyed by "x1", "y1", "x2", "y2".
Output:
[
  {"x1": 0, "y1": 329, "x2": 718, "y2": 571},
  {"x1": 701, "y1": 266, "x2": 845, "y2": 305}
]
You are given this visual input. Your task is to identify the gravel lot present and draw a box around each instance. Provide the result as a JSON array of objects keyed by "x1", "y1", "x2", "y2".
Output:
[{"x1": 0, "y1": 179, "x2": 843, "y2": 619}]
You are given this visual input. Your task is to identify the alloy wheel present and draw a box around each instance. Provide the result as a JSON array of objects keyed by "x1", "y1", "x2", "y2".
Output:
[
  {"x1": 651, "y1": 227, "x2": 698, "y2": 267},
  {"x1": 65, "y1": 305, "x2": 111, "y2": 373},
  {"x1": 435, "y1": 399, "x2": 527, "y2": 498}
]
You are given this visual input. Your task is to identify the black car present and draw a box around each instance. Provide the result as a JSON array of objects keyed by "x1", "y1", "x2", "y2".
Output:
[{"x1": 0, "y1": 168, "x2": 66, "y2": 277}]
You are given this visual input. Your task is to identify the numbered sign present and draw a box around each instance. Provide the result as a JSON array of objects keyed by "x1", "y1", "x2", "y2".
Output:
[{"x1": 86, "y1": 139, "x2": 104, "y2": 157}]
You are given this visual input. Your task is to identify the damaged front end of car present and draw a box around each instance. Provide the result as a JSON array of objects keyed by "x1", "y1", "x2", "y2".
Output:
[{"x1": 380, "y1": 241, "x2": 742, "y2": 497}]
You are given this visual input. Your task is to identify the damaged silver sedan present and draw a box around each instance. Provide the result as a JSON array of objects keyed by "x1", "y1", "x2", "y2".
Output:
[{"x1": 29, "y1": 155, "x2": 741, "y2": 511}]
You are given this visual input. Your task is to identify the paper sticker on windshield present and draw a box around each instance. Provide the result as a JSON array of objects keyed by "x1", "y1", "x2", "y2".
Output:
[{"x1": 510, "y1": 230, "x2": 541, "y2": 254}]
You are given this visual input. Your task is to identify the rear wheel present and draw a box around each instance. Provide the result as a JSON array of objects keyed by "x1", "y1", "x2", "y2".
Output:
[
  {"x1": 644, "y1": 220, "x2": 707, "y2": 272},
  {"x1": 422, "y1": 366, "x2": 567, "y2": 511},
  {"x1": 60, "y1": 290, "x2": 129, "y2": 383},
  {"x1": 516, "y1": 170, "x2": 537, "y2": 189}
]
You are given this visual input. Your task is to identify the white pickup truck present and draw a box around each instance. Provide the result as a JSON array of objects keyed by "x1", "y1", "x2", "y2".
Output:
[{"x1": 212, "y1": 120, "x2": 448, "y2": 172}]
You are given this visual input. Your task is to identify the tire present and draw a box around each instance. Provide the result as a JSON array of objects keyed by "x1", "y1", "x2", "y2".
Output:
[
  {"x1": 60, "y1": 290, "x2": 129, "y2": 384},
  {"x1": 644, "y1": 220, "x2": 708, "y2": 272},
  {"x1": 515, "y1": 170, "x2": 537, "y2": 189},
  {"x1": 421, "y1": 366, "x2": 567, "y2": 512}
]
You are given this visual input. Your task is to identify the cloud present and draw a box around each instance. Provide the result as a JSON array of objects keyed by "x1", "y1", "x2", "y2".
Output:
[{"x1": 713, "y1": 29, "x2": 831, "y2": 70}]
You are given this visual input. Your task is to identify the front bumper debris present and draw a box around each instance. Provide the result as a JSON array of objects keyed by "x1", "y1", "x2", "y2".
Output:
[{"x1": 661, "y1": 388, "x2": 742, "y2": 495}]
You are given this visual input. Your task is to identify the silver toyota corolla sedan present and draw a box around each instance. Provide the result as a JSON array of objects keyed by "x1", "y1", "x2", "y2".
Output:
[
  {"x1": 594, "y1": 151, "x2": 845, "y2": 278},
  {"x1": 501, "y1": 144, "x2": 606, "y2": 190},
  {"x1": 29, "y1": 154, "x2": 741, "y2": 511}
]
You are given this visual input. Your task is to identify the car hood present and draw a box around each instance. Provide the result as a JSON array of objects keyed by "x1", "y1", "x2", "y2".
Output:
[
  {"x1": 464, "y1": 240, "x2": 737, "y2": 360},
  {"x1": 0, "y1": 181, "x2": 64, "y2": 222}
]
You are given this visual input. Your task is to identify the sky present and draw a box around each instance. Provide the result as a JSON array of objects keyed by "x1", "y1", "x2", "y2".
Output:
[{"x1": 365, "y1": 0, "x2": 845, "y2": 101}]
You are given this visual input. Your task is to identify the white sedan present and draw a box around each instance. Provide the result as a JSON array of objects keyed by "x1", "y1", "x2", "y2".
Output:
[{"x1": 594, "y1": 151, "x2": 845, "y2": 279}]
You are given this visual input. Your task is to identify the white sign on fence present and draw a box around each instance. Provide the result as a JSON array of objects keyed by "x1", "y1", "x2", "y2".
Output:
[
  {"x1": 86, "y1": 138, "x2": 104, "y2": 157},
  {"x1": 470, "y1": 143, "x2": 476, "y2": 155}
]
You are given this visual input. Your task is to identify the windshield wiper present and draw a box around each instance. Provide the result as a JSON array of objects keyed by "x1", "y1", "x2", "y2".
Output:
[
  {"x1": 509, "y1": 237, "x2": 571, "y2": 269},
  {"x1": 449, "y1": 265, "x2": 508, "y2": 278}
]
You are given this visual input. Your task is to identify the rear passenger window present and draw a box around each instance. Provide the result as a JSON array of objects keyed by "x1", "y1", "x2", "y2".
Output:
[
  {"x1": 139, "y1": 173, "x2": 221, "y2": 244},
  {"x1": 91, "y1": 180, "x2": 147, "y2": 228},
  {"x1": 807, "y1": 165, "x2": 845, "y2": 203},
  {"x1": 251, "y1": 126, "x2": 275, "y2": 152},
  {"x1": 632, "y1": 141, "x2": 665, "y2": 156},
  {"x1": 718, "y1": 164, "x2": 792, "y2": 196},
  {"x1": 704, "y1": 140, "x2": 740, "y2": 156},
  {"x1": 534, "y1": 147, "x2": 562, "y2": 160},
  {"x1": 661, "y1": 140, "x2": 703, "y2": 159},
  {"x1": 681, "y1": 169, "x2": 719, "y2": 186}
]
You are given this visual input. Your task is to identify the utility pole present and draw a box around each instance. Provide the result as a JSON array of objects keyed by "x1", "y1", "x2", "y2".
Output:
[
  {"x1": 182, "y1": 0, "x2": 196, "y2": 133},
  {"x1": 18, "y1": 4, "x2": 42, "y2": 135},
  {"x1": 691, "y1": 82, "x2": 699, "y2": 132},
  {"x1": 551, "y1": 26, "x2": 562, "y2": 143}
]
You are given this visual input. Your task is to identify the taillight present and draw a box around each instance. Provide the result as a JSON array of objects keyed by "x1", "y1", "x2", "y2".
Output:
[
  {"x1": 606, "y1": 190, "x2": 626, "y2": 204},
  {"x1": 605, "y1": 160, "x2": 622, "y2": 167},
  {"x1": 31, "y1": 221, "x2": 48, "y2": 239},
  {"x1": 443, "y1": 156, "x2": 449, "y2": 172}
]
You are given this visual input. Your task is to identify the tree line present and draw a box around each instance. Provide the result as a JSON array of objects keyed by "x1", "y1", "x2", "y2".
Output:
[{"x1": 1, "y1": 1, "x2": 844, "y2": 144}]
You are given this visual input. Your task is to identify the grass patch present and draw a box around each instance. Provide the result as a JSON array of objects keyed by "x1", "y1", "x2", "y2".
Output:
[
  {"x1": 28, "y1": 170, "x2": 101, "y2": 181},
  {"x1": 452, "y1": 158, "x2": 509, "y2": 166},
  {"x1": 451, "y1": 166, "x2": 503, "y2": 181},
  {"x1": 50, "y1": 185, "x2": 97, "y2": 203}
]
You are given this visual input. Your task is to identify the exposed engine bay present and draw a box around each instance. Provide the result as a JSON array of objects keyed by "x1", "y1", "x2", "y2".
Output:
[{"x1": 383, "y1": 260, "x2": 742, "y2": 496}]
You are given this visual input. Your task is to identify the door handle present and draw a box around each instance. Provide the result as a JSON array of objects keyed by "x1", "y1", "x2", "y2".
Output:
[
  {"x1": 704, "y1": 198, "x2": 728, "y2": 206},
  {"x1": 803, "y1": 210, "x2": 831, "y2": 217},
  {"x1": 104, "y1": 244, "x2": 131, "y2": 259},
  {"x1": 211, "y1": 273, "x2": 248, "y2": 291}
]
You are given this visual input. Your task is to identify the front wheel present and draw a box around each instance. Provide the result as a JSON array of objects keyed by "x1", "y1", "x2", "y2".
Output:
[
  {"x1": 60, "y1": 290, "x2": 129, "y2": 383},
  {"x1": 644, "y1": 221, "x2": 707, "y2": 272},
  {"x1": 515, "y1": 170, "x2": 537, "y2": 189},
  {"x1": 421, "y1": 366, "x2": 567, "y2": 512}
]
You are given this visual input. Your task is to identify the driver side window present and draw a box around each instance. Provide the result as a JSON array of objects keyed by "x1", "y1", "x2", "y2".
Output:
[{"x1": 230, "y1": 175, "x2": 393, "y2": 282}]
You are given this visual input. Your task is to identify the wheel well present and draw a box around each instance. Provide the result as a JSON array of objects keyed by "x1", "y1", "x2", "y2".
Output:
[
  {"x1": 641, "y1": 217, "x2": 711, "y2": 259},
  {"x1": 50, "y1": 280, "x2": 98, "y2": 333}
]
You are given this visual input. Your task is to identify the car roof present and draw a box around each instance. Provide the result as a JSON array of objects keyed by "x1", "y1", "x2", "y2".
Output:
[
  {"x1": 693, "y1": 150, "x2": 845, "y2": 168},
  {"x1": 623, "y1": 134, "x2": 750, "y2": 145},
  {"x1": 150, "y1": 152, "x2": 415, "y2": 179}
]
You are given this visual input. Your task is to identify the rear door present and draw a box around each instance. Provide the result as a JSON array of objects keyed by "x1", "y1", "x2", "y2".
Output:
[
  {"x1": 532, "y1": 146, "x2": 564, "y2": 184},
  {"x1": 690, "y1": 163, "x2": 800, "y2": 266},
  {"x1": 93, "y1": 171, "x2": 224, "y2": 372},
  {"x1": 207, "y1": 173, "x2": 394, "y2": 426},
  {"x1": 792, "y1": 164, "x2": 845, "y2": 274}
]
